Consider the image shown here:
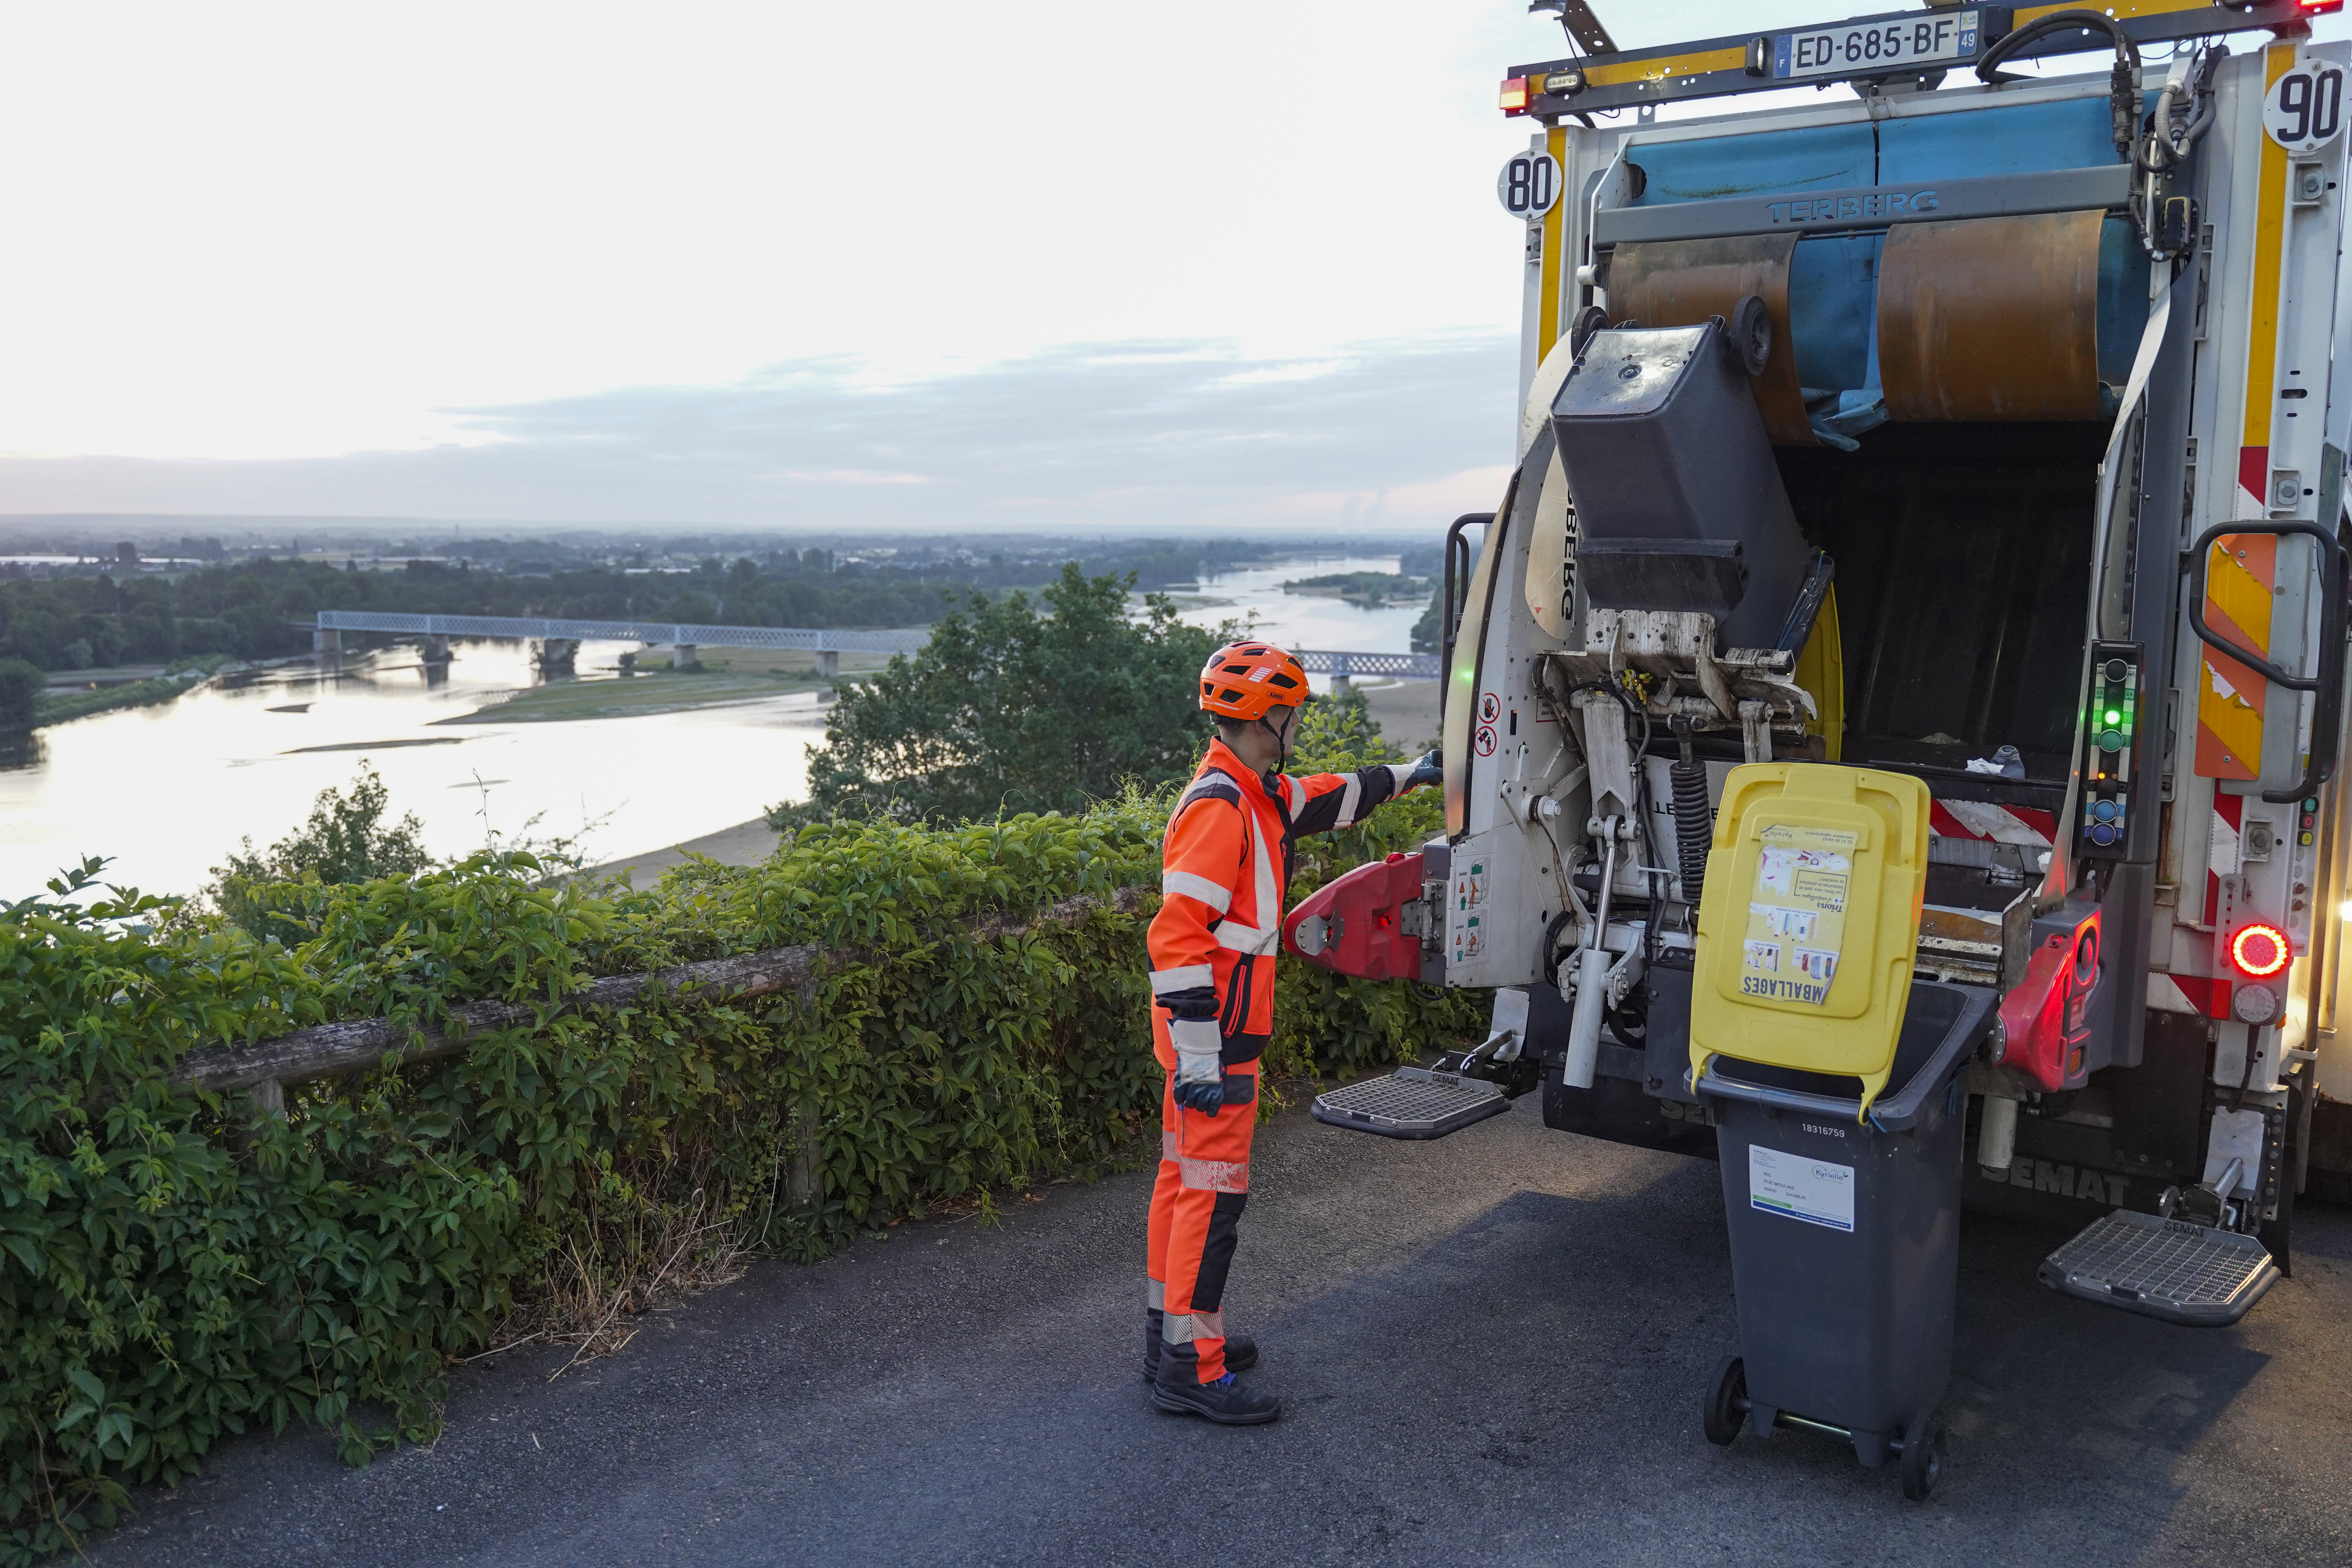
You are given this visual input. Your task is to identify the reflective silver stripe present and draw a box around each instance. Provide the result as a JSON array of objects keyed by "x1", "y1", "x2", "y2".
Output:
[
  {"x1": 1177, "y1": 1153, "x2": 1250, "y2": 1193},
  {"x1": 1147, "y1": 1278, "x2": 1166, "y2": 1310},
  {"x1": 1334, "y1": 773, "x2": 1364, "y2": 828},
  {"x1": 1161, "y1": 1310, "x2": 1227, "y2": 1344},
  {"x1": 1246, "y1": 804, "x2": 1278, "y2": 936},
  {"x1": 1383, "y1": 762, "x2": 1411, "y2": 793},
  {"x1": 1215, "y1": 923, "x2": 1279, "y2": 955},
  {"x1": 1150, "y1": 964, "x2": 1214, "y2": 993},
  {"x1": 1162, "y1": 1128, "x2": 1249, "y2": 1191},
  {"x1": 1281, "y1": 775, "x2": 1302, "y2": 812},
  {"x1": 1169, "y1": 1018, "x2": 1222, "y2": 1059},
  {"x1": 1162, "y1": 870, "x2": 1232, "y2": 912}
]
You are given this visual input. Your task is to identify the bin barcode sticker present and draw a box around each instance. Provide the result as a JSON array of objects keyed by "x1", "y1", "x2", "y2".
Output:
[
  {"x1": 1740, "y1": 823, "x2": 1855, "y2": 1006},
  {"x1": 1749, "y1": 1146, "x2": 1855, "y2": 1231}
]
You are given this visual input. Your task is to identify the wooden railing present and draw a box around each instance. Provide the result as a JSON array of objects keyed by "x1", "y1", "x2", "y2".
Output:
[{"x1": 168, "y1": 885, "x2": 1153, "y2": 1102}]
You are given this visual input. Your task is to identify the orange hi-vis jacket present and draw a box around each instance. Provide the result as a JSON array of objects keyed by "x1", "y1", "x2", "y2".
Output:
[{"x1": 1148, "y1": 737, "x2": 1414, "y2": 1059}]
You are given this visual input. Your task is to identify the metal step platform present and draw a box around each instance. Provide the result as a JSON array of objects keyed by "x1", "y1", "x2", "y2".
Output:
[
  {"x1": 2038, "y1": 1209, "x2": 2280, "y2": 1327},
  {"x1": 1312, "y1": 1066, "x2": 1509, "y2": 1141}
]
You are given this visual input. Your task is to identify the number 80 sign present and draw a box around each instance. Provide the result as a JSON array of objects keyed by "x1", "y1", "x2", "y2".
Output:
[
  {"x1": 1496, "y1": 151, "x2": 1560, "y2": 221},
  {"x1": 2267, "y1": 63, "x2": 2346, "y2": 156}
]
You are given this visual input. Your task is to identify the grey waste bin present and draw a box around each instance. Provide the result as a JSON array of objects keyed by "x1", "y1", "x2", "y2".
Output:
[{"x1": 1695, "y1": 978, "x2": 1997, "y2": 1500}]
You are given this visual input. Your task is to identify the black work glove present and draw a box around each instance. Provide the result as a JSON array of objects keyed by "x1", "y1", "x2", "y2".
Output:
[
  {"x1": 1173, "y1": 1079, "x2": 1226, "y2": 1116},
  {"x1": 1403, "y1": 749, "x2": 1442, "y2": 791}
]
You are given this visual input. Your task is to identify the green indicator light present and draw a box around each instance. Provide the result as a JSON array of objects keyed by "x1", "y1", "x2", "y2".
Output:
[{"x1": 2104, "y1": 709, "x2": 2120, "y2": 725}]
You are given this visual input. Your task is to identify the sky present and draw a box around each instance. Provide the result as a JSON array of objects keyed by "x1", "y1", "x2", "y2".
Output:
[{"x1": 0, "y1": 3, "x2": 2344, "y2": 538}]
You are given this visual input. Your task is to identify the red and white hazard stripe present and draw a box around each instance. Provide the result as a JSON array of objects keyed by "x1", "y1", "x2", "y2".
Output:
[
  {"x1": 2149, "y1": 972, "x2": 2234, "y2": 1019},
  {"x1": 2205, "y1": 792, "x2": 2244, "y2": 927},
  {"x1": 1929, "y1": 799, "x2": 2057, "y2": 847}
]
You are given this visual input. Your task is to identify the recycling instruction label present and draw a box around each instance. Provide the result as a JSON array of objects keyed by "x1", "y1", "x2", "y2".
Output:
[
  {"x1": 1749, "y1": 1146, "x2": 1856, "y2": 1231},
  {"x1": 1739, "y1": 823, "x2": 1855, "y2": 1006}
]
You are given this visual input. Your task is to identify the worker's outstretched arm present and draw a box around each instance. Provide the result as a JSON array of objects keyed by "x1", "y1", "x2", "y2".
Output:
[
  {"x1": 1280, "y1": 749, "x2": 1441, "y2": 838},
  {"x1": 1150, "y1": 780, "x2": 1249, "y2": 1113}
]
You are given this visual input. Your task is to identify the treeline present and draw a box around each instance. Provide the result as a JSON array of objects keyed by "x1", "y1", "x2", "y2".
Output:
[{"x1": 0, "y1": 539, "x2": 1281, "y2": 672}]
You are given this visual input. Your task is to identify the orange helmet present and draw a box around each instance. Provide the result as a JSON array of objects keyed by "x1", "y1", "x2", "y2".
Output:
[{"x1": 1199, "y1": 640, "x2": 1307, "y2": 722}]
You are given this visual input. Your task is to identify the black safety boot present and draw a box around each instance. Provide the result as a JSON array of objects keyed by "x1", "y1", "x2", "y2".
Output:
[
  {"x1": 1152, "y1": 1372, "x2": 1281, "y2": 1426},
  {"x1": 1142, "y1": 1330, "x2": 1257, "y2": 1384}
]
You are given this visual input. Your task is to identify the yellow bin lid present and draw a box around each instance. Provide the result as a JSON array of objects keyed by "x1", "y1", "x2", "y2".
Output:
[{"x1": 1689, "y1": 762, "x2": 1930, "y2": 1120}]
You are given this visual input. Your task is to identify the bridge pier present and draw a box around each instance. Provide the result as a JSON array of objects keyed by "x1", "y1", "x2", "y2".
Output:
[
  {"x1": 313, "y1": 627, "x2": 341, "y2": 657},
  {"x1": 536, "y1": 638, "x2": 578, "y2": 673},
  {"x1": 423, "y1": 634, "x2": 452, "y2": 663},
  {"x1": 816, "y1": 649, "x2": 839, "y2": 679},
  {"x1": 1329, "y1": 652, "x2": 1354, "y2": 693},
  {"x1": 673, "y1": 643, "x2": 701, "y2": 672}
]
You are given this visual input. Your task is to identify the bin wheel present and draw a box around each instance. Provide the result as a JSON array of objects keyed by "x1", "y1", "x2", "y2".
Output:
[
  {"x1": 1568, "y1": 304, "x2": 1610, "y2": 359},
  {"x1": 1728, "y1": 294, "x2": 1773, "y2": 377},
  {"x1": 1702, "y1": 1354, "x2": 1747, "y2": 1447},
  {"x1": 1899, "y1": 1408, "x2": 1947, "y2": 1501}
]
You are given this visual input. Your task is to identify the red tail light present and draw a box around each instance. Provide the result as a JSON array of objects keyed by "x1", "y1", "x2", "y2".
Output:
[
  {"x1": 1499, "y1": 77, "x2": 1530, "y2": 116},
  {"x1": 2229, "y1": 922, "x2": 2291, "y2": 979}
]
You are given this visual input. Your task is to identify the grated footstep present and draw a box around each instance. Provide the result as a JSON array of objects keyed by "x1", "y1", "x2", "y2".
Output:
[
  {"x1": 2038, "y1": 1208, "x2": 2280, "y2": 1327},
  {"x1": 1311, "y1": 1066, "x2": 1509, "y2": 1141}
]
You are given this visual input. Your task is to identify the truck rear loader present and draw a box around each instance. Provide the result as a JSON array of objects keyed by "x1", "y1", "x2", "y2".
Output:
[{"x1": 1289, "y1": 1, "x2": 2352, "y2": 1499}]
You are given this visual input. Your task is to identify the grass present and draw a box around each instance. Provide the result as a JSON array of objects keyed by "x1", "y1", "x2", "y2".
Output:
[
  {"x1": 437, "y1": 648, "x2": 898, "y2": 725},
  {"x1": 34, "y1": 654, "x2": 235, "y2": 728}
]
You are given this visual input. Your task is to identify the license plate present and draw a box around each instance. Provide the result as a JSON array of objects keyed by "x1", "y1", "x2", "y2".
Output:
[{"x1": 1772, "y1": 9, "x2": 1983, "y2": 81}]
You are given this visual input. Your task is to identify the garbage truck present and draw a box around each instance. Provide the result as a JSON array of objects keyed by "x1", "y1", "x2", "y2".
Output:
[{"x1": 1286, "y1": 0, "x2": 2352, "y2": 1497}]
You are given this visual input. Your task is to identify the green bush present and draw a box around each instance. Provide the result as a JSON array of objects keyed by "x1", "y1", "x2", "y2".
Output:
[
  {"x1": 207, "y1": 766, "x2": 436, "y2": 942},
  {"x1": 0, "y1": 773, "x2": 1478, "y2": 1560}
]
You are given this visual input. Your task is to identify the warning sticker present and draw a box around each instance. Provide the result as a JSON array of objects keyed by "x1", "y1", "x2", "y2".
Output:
[
  {"x1": 1749, "y1": 1145, "x2": 1855, "y2": 1231},
  {"x1": 1739, "y1": 824, "x2": 1855, "y2": 1006}
]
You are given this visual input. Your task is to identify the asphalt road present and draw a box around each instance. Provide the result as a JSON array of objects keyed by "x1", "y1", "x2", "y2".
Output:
[{"x1": 94, "y1": 1094, "x2": 2352, "y2": 1567}]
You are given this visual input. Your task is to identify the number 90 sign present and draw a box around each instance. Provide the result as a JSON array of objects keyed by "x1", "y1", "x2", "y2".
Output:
[
  {"x1": 1497, "y1": 151, "x2": 1560, "y2": 221},
  {"x1": 2266, "y1": 63, "x2": 2346, "y2": 155}
]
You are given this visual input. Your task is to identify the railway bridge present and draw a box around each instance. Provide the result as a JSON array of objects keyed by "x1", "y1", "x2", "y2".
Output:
[{"x1": 310, "y1": 610, "x2": 1440, "y2": 685}]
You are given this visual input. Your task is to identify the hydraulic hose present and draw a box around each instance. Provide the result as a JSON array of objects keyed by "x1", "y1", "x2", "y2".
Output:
[
  {"x1": 1975, "y1": 9, "x2": 2142, "y2": 161},
  {"x1": 2139, "y1": 45, "x2": 2225, "y2": 176}
]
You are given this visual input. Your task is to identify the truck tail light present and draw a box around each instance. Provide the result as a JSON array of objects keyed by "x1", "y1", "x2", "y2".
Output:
[
  {"x1": 1499, "y1": 77, "x2": 1530, "y2": 116},
  {"x1": 2229, "y1": 922, "x2": 2292, "y2": 979},
  {"x1": 1999, "y1": 910, "x2": 2101, "y2": 1093}
]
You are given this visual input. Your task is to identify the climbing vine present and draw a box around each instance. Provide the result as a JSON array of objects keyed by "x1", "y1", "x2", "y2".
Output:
[{"x1": 0, "y1": 743, "x2": 1479, "y2": 1561}]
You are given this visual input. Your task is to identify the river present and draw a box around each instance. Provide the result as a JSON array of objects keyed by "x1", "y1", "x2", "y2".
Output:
[{"x1": 0, "y1": 552, "x2": 1425, "y2": 900}]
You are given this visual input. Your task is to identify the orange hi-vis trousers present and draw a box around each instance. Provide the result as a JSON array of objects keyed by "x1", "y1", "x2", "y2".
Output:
[{"x1": 1146, "y1": 1058, "x2": 1257, "y2": 1389}]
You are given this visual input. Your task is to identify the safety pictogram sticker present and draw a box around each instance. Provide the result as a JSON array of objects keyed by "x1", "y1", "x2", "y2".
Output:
[
  {"x1": 1478, "y1": 692, "x2": 1502, "y2": 724},
  {"x1": 1474, "y1": 724, "x2": 1498, "y2": 756}
]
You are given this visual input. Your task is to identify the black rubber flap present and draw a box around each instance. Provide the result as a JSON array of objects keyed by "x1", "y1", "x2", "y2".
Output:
[{"x1": 1578, "y1": 538, "x2": 1749, "y2": 619}]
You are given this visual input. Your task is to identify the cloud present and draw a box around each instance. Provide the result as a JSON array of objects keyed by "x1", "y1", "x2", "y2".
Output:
[{"x1": 0, "y1": 332, "x2": 1518, "y2": 536}]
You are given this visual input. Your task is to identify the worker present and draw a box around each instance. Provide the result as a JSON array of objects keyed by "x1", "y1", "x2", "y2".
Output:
[{"x1": 1144, "y1": 640, "x2": 1441, "y2": 1424}]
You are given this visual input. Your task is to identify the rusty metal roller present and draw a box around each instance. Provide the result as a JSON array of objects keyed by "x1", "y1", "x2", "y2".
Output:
[
  {"x1": 1607, "y1": 234, "x2": 1816, "y2": 447},
  {"x1": 1878, "y1": 210, "x2": 2107, "y2": 422}
]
